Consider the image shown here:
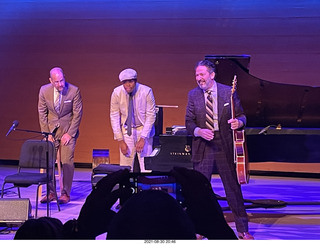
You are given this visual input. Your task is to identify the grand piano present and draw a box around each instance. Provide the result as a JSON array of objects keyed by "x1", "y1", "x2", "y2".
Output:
[{"x1": 145, "y1": 55, "x2": 320, "y2": 172}]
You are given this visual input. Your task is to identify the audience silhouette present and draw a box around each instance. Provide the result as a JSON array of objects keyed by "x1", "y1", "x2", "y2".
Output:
[
  {"x1": 15, "y1": 167, "x2": 238, "y2": 240},
  {"x1": 107, "y1": 189, "x2": 196, "y2": 239},
  {"x1": 14, "y1": 217, "x2": 64, "y2": 239}
]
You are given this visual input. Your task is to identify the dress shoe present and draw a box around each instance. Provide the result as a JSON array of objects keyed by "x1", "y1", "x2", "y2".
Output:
[
  {"x1": 40, "y1": 193, "x2": 56, "y2": 203},
  {"x1": 238, "y1": 232, "x2": 254, "y2": 240},
  {"x1": 58, "y1": 194, "x2": 70, "y2": 204}
]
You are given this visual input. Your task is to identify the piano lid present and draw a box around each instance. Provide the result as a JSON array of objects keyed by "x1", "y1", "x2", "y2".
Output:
[{"x1": 205, "y1": 55, "x2": 320, "y2": 128}]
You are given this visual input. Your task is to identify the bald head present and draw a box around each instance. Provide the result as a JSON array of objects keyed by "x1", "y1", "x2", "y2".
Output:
[
  {"x1": 49, "y1": 67, "x2": 65, "y2": 92},
  {"x1": 50, "y1": 67, "x2": 64, "y2": 78}
]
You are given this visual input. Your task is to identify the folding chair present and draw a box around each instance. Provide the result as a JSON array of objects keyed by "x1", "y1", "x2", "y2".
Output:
[{"x1": 1, "y1": 139, "x2": 60, "y2": 218}]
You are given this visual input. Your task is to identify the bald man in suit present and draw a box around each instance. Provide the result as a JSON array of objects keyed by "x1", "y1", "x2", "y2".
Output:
[
  {"x1": 185, "y1": 60, "x2": 253, "y2": 240},
  {"x1": 38, "y1": 67, "x2": 83, "y2": 204}
]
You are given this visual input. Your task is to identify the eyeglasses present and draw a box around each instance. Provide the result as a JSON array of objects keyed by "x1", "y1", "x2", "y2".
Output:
[{"x1": 53, "y1": 79, "x2": 65, "y2": 85}]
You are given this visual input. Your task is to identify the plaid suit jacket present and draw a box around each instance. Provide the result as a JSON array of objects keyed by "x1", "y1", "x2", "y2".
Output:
[{"x1": 185, "y1": 82, "x2": 246, "y2": 163}]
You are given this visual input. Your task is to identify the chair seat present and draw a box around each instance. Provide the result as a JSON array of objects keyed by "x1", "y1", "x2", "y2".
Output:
[{"x1": 4, "y1": 172, "x2": 49, "y2": 186}]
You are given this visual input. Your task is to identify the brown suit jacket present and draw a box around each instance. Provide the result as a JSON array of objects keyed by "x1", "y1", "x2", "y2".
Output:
[{"x1": 38, "y1": 82, "x2": 83, "y2": 139}]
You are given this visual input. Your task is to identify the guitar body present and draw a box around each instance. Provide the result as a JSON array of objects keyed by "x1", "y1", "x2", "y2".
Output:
[
  {"x1": 233, "y1": 130, "x2": 250, "y2": 184},
  {"x1": 231, "y1": 76, "x2": 250, "y2": 184}
]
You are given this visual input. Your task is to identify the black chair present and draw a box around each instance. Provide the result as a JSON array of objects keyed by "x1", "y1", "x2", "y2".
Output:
[{"x1": 1, "y1": 139, "x2": 60, "y2": 218}]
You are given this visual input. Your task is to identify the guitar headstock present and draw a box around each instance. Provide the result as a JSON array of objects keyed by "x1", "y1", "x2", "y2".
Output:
[{"x1": 231, "y1": 75, "x2": 237, "y2": 95}]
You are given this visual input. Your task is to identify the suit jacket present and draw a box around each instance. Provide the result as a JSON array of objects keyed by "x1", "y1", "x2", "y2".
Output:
[
  {"x1": 38, "y1": 82, "x2": 83, "y2": 139},
  {"x1": 110, "y1": 82, "x2": 156, "y2": 140},
  {"x1": 185, "y1": 82, "x2": 246, "y2": 163}
]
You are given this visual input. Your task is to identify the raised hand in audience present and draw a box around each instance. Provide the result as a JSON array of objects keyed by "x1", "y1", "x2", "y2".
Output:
[
  {"x1": 63, "y1": 168, "x2": 131, "y2": 239},
  {"x1": 170, "y1": 167, "x2": 238, "y2": 239}
]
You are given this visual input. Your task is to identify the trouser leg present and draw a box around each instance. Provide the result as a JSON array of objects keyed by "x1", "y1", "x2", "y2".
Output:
[
  {"x1": 60, "y1": 138, "x2": 76, "y2": 196},
  {"x1": 212, "y1": 138, "x2": 248, "y2": 233},
  {"x1": 120, "y1": 127, "x2": 153, "y2": 172}
]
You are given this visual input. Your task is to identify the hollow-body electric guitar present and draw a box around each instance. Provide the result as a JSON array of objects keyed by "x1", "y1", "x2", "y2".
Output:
[{"x1": 231, "y1": 75, "x2": 250, "y2": 184}]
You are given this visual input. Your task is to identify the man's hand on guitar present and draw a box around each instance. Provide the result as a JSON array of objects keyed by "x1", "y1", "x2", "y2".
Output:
[{"x1": 228, "y1": 118, "x2": 243, "y2": 130}]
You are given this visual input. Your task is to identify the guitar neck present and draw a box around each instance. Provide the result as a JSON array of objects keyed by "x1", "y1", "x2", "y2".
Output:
[
  {"x1": 231, "y1": 75, "x2": 237, "y2": 120},
  {"x1": 231, "y1": 94, "x2": 236, "y2": 120}
]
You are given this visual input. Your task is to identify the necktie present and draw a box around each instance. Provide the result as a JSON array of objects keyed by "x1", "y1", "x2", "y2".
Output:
[
  {"x1": 205, "y1": 90, "x2": 215, "y2": 131},
  {"x1": 54, "y1": 90, "x2": 61, "y2": 114},
  {"x1": 126, "y1": 93, "x2": 133, "y2": 136}
]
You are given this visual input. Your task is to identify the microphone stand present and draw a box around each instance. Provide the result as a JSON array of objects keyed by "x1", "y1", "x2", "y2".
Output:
[{"x1": 13, "y1": 128, "x2": 59, "y2": 217}]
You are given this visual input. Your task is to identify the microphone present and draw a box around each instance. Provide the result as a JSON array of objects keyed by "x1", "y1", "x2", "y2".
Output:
[
  {"x1": 6, "y1": 120, "x2": 19, "y2": 137},
  {"x1": 51, "y1": 124, "x2": 60, "y2": 137}
]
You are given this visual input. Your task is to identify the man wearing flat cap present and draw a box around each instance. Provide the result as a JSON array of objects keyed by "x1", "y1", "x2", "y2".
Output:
[{"x1": 110, "y1": 68, "x2": 156, "y2": 171}]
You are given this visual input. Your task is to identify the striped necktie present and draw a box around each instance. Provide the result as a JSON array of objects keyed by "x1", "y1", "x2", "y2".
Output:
[
  {"x1": 205, "y1": 90, "x2": 215, "y2": 131},
  {"x1": 54, "y1": 90, "x2": 61, "y2": 114},
  {"x1": 126, "y1": 93, "x2": 133, "y2": 136}
]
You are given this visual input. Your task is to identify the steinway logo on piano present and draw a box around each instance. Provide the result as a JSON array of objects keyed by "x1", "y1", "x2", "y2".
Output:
[{"x1": 169, "y1": 145, "x2": 191, "y2": 156}]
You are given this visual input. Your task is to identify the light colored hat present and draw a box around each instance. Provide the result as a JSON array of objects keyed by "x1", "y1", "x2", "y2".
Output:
[{"x1": 119, "y1": 68, "x2": 137, "y2": 82}]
